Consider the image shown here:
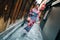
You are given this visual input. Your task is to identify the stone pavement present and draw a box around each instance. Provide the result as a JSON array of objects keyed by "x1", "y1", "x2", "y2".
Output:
[{"x1": 2, "y1": 23, "x2": 43, "y2": 40}]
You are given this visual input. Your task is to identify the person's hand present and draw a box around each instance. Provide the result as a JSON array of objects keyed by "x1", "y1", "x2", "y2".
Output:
[{"x1": 27, "y1": 17, "x2": 31, "y2": 21}]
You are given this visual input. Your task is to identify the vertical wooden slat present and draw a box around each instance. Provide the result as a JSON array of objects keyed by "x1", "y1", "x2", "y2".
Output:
[
  {"x1": 17, "y1": 0, "x2": 28, "y2": 19},
  {"x1": 14, "y1": 0, "x2": 22, "y2": 20},
  {"x1": 11, "y1": 0, "x2": 20, "y2": 23},
  {"x1": 20, "y1": 0, "x2": 28, "y2": 18}
]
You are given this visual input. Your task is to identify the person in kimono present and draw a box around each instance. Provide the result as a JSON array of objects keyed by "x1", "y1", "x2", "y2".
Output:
[
  {"x1": 22, "y1": 0, "x2": 47, "y2": 36},
  {"x1": 21, "y1": 4, "x2": 40, "y2": 36}
]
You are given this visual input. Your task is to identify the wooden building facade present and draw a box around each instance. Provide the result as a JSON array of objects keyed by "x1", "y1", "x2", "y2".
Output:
[{"x1": 0, "y1": 0, "x2": 35, "y2": 32}]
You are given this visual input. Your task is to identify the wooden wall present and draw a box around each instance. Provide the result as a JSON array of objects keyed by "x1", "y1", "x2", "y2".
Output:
[
  {"x1": 0, "y1": 0, "x2": 14, "y2": 32},
  {"x1": 0, "y1": 0, "x2": 35, "y2": 32}
]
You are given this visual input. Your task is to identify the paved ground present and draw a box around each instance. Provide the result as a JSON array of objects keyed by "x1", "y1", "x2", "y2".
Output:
[{"x1": 1, "y1": 22, "x2": 43, "y2": 40}]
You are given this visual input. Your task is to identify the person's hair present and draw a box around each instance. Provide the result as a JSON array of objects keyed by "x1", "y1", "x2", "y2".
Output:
[{"x1": 33, "y1": 1, "x2": 37, "y2": 7}]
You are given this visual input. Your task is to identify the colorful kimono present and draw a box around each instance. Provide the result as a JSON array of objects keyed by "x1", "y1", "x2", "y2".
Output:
[{"x1": 24, "y1": 8, "x2": 40, "y2": 32}]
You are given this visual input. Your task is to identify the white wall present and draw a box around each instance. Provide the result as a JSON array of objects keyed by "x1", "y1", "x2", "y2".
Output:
[{"x1": 36, "y1": 0, "x2": 42, "y2": 4}]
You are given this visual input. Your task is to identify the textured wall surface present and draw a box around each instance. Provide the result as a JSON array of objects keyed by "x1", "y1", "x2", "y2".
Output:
[{"x1": 43, "y1": 7, "x2": 60, "y2": 40}]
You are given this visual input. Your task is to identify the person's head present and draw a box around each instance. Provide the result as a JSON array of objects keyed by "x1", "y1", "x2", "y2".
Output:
[
  {"x1": 33, "y1": 1, "x2": 40, "y2": 9},
  {"x1": 35, "y1": 4, "x2": 40, "y2": 9}
]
